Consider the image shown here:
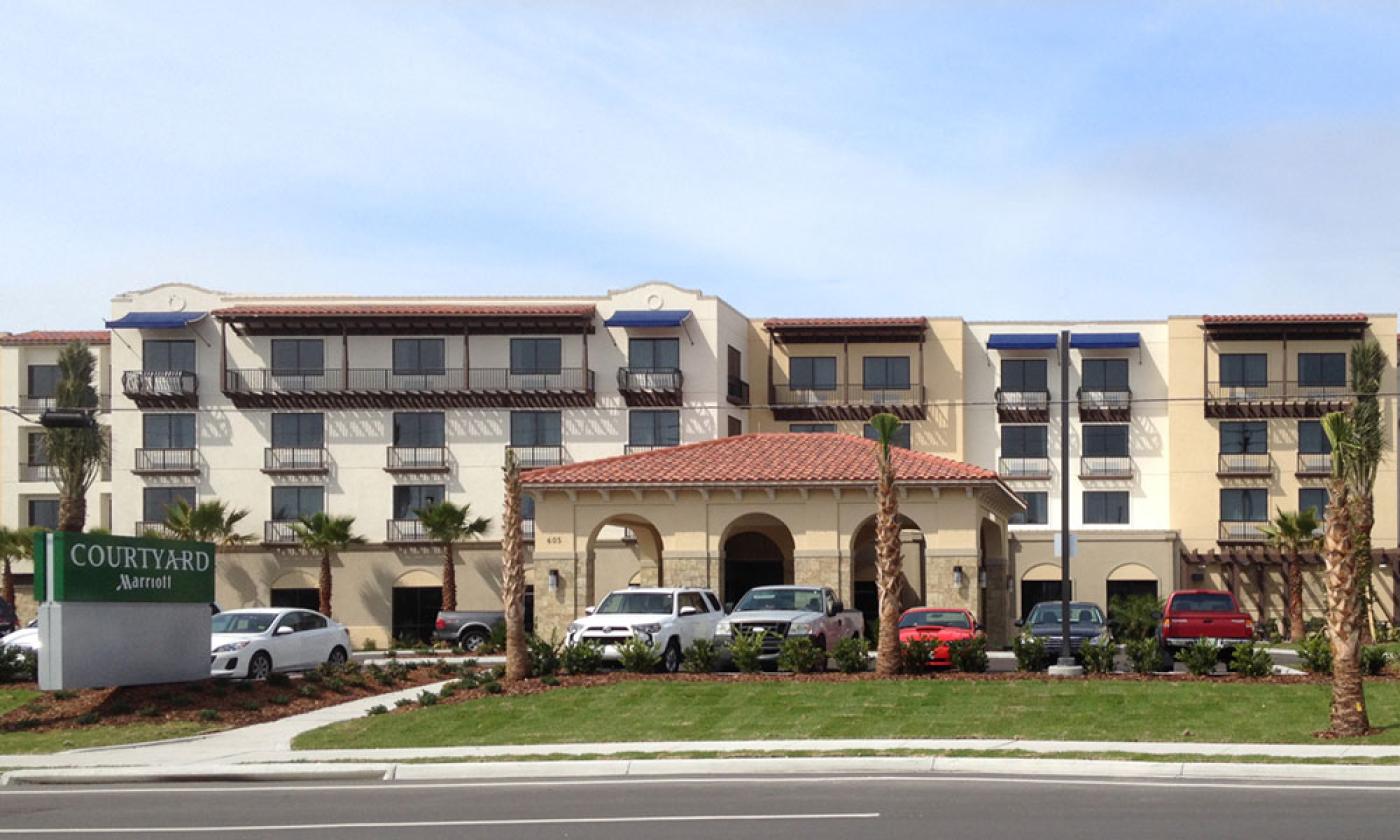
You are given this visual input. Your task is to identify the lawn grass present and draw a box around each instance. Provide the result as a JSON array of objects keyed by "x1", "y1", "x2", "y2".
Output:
[
  {"x1": 0, "y1": 688, "x2": 42, "y2": 719},
  {"x1": 293, "y1": 678, "x2": 1400, "y2": 750},
  {"x1": 0, "y1": 722, "x2": 217, "y2": 755}
]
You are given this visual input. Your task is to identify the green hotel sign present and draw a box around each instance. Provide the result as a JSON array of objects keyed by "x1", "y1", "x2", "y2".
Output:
[{"x1": 34, "y1": 532, "x2": 216, "y2": 604}]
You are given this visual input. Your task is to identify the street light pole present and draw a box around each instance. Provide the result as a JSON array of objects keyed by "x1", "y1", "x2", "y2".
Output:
[{"x1": 1056, "y1": 328, "x2": 1075, "y2": 669}]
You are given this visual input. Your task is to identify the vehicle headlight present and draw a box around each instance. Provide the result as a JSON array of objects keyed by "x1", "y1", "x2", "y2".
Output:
[
  {"x1": 715, "y1": 620, "x2": 732, "y2": 636},
  {"x1": 213, "y1": 641, "x2": 250, "y2": 654},
  {"x1": 567, "y1": 622, "x2": 582, "y2": 635},
  {"x1": 634, "y1": 623, "x2": 661, "y2": 635},
  {"x1": 789, "y1": 622, "x2": 813, "y2": 635}
]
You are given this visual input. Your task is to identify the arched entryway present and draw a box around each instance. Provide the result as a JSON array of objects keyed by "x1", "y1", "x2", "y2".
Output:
[
  {"x1": 584, "y1": 515, "x2": 665, "y2": 609},
  {"x1": 850, "y1": 514, "x2": 923, "y2": 630},
  {"x1": 1020, "y1": 563, "x2": 1067, "y2": 621},
  {"x1": 269, "y1": 570, "x2": 318, "y2": 611},
  {"x1": 1106, "y1": 562, "x2": 1159, "y2": 606},
  {"x1": 392, "y1": 569, "x2": 442, "y2": 645},
  {"x1": 720, "y1": 513, "x2": 794, "y2": 606},
  {"x1": 978, "y1": 518, "x2": 1012, "y2": 646}
]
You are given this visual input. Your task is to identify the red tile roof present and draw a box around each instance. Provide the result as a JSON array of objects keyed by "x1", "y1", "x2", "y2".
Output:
[
  {"x1": 764, "y1": 317, "x2": 928, "y2": 329},
  {"x1": 522, "y1": 433, "x2": 1002, "y2": 487},
  {"x1": 1201, "y1": 314, "x2": 1368, "y2": 325},
  {"x1": 0, "y1": 330, "x2": 110, "y2": 346},
  {"x1": 212, "y1": 303, "x2": 595, "y2": 319}
]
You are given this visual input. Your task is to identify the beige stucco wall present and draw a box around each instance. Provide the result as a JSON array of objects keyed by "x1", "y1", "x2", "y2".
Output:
[{"x1": 1009, "y1": 530, "x2": 1178, "y2": 617}]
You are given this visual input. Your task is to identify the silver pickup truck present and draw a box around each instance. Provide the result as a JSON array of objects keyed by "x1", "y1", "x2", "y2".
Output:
[
  {"x1": 714, "y1": 585, "x2": 864, "y2": 664},
  {"x1": 432, "y1": 610, "x2": 504, "y2": 652}
]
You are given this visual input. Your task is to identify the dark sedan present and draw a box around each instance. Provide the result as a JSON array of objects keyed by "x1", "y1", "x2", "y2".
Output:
[{"x1": 1016, "y1": 601, "x2": 1109, "y2": 655}]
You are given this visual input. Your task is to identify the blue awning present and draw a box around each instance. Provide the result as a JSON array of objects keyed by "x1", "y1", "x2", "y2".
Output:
[
  {"x1": 987, "y1": 333, "x2": 1058, "y2": 351},
  {"x1": 603, "y1": 310, "x2": 692, "y2": 328},
  {"x1": 1070, "y1": 332, "x2": 1141, "y2": 350},
  {"x1": 105, "y1": 311, "x2": 207, "y2": 330}
]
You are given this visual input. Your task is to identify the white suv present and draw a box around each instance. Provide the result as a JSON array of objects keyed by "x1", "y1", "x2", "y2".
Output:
[{"x1": 566, "y1": 587, "x2": 725, "y2": 673}]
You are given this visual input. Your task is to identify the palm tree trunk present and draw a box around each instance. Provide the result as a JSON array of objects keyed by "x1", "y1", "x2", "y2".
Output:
[
  {"x1": 1, "y1": 557, "x2": 12, "y2": 607},
  {"x1": 441, "y1": 542, "x2": 458, "y2": 612},
  {"x1": 502, "y1": 455, "x2": 529, "y2": 682},
  {"x1": 57, "y1": 495, "x2": 85, "y2": 533},
  {"x1": 319, "y1": 549, "x2": 333, "y2": 618},
  {"x1": 874, "y1": 447, "x2": 902, "y2": 677},
  {"x1": 1324, "y1": 478, "x2": 1369, "y2": 736},
  {"x1": 1354, "y1": 493, "x2": 1376, "y2": 645},
  {"x1": 1285, "y1": 553, "x2": 1305, "y2": 643}
]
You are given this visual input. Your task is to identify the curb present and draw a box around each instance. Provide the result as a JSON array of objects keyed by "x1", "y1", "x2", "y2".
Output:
[{"x1": 1, "y1": 763, "x2": 390, "y2": 786}]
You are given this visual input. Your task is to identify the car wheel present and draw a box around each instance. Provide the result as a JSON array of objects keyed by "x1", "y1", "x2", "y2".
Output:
[
  {"x1": 328, "y1": 646, "x2": 348, "y2": 666},
  {"x1": 661, "y1": 639, "x2": 683, "y2": 674},
  {"x1": 459, "y1": 629, "x2": 489, "y2": 653},
  {"x1": 248, "y1": 651, "x2": 273, "y2": 681}
]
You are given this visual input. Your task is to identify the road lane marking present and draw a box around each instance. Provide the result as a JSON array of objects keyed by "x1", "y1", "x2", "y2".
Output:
[{"x1": 0, "y1": 812, "x2": 880, "y2": 834}]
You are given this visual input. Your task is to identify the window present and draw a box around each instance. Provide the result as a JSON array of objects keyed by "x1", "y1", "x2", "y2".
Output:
[
  {"x1": 143, "y1": 414, "x2": 196, "y2": 449},
  {"x1": 509, "y1": 338, "x2": 562, "y2": 375},
  {"x1": 27, "y1": 499, "x2": 59, "y2": 530},
  {"x1": 392, "y1": 413, "x2": 445, "y2": 448},
  {"x1": 1219, "y1": 353, "x2": 1267, "y2": 387},
  {"x1": 628, "y1": 338, "x2": 679, "y2": 370},
  {"x1": 272, "y1": 413, "x2": 325, "y2": 448},
  {"x1": 271, "y1": 339, "x2": 324, "y2": 375},
  {"x1": 1083, "y1": 491, "x2": 1129, "y2": 525},
  {"x1": 1220, "y1": 488, "x2": 1268, "y2": 522},
  {"x1": 727, "y1": 346, "x2": 742, "y2": 379},
  {"x1": 1297, "y1": 353, "x2": 1346, "y2": 387},
  {"x1": 679, "y1": 592, "x2": 710, "y2": 614},
  {"x1": 1220, "y1": 421, "x2": 1267, "y2": 454},
  {"x1": 27, "y1": 432, "x2": 47, "y2": 465},
  {"x1": 271, "y1": 487, "x2": 324, "y2": 521},
  {"x1": 510, "y1": 411, "x2": 562, "y2": 446},
  {"x1": 26, "y1": 365, "x2": 60, "y2": 398},
  {"x1": 1010, "y1": 492, "x2": 1048, "y2": 525},
  {"x1": 862, "y1": 357, "x2": 910, "y2": 390},
  {"x1": 1001, "y1": 425, "x2": 1048, "y2": 458},
  {"x1": 521, "y1": 494, "x2": 535, "y2": 523},
  {"x1": 789, "y1": 357, "x2": 837, "y2": 390},
  {"x1": 1299, "y1": 488, "x2": 1329, "y2": 519},
  {"x1": 1298, "y1": 421, "x2": 1331, "y2": 455},
  {"x1": 143, "y1": 487, "x2": 195, "y2": 522},
  {"x1": 864, "y1": 423, "x2": 911, "y2": 449},
  {"x1": 143, "y1": 340, "x2": 195, "y2": 372},
  {"x1": 790, "y1": 423, "x2": 836, "y2": 433},
  {"x1": 392, "y1": 339, "x2": 445, "y2": 375},
  {"x1": 1082, "y1": 359, "x2": 1129, "y2": 392},
  {"x1": 727, "y1": 416, "x2": 742, "y2": 437},
  {"x1": 1082, "y1": 425, "x2": 1129, "y2": 457},
  {"x1": 629, "y1": 410, "x2": 680, "y2": 447},
  {"x1": 393, "y1": 485, "x2": 444, "y2": 520},
  {"x1": 1001, "y1": 359, "x2": 1047, "y2": 392}
]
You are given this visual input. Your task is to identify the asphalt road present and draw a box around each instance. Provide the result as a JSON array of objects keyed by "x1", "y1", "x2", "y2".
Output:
[{"x1": 0, "y1": 772, "x2": 1391, "y2": 838}]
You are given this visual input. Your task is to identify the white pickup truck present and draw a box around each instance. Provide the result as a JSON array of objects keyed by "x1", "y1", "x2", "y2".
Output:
[
  {"x1": 565, "y1": 587, "x2": 725, "y2": 673},
  {"x1": 714, "y1": 585, "x2": 864, "y2": 665}
]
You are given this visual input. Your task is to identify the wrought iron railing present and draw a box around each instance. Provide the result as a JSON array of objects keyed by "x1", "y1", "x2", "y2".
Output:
[
  {"x1": 995, "y1": 389, "x2": 1051, "y2": 412},
  {"x1": 507, "y1": 445, "x2": 564, "y2": 469},
  {"x1": 123, "y1": 371, "x2": 197, "y2": 397},
  {"x1": 998, "y1": 456, "x2": 1052, "y2": 479},
  {"x1": 617, "y1": 368, "x2": 683, "y2": 392},
  {"x1": 1219, "y1": 520, "x2": 1269, "y2": 542},
  {"x1": 386, "y1": 519, "x2": 432, "y2": 543},
  {"x1": 133, "y1": 448, "x2": 199, "y2": 474},
  {"x1": 771, "y1": 383, "x2": 922, "y2": 406},
  {"x1": 385, "y1": 446, "x2": 449, "y2": 471},
  {"x1": 1079, "y1": 456, "x2": 1132, "y2": 479},
  {"x1": 1077, "y1": 389, "x2": 1131, "y2": 412},
  {"x1": 1218, "y1": 452, "x2": 1272, "y2": 475},
  {"x1": 1296, "y1": 452, "x2": 1333, "y2": 476},
  {"x1": 19, "y1": 462, "x2": 55, "y2": 482},
  {"x1": 264, "y1": 520, "x2": 300, "y2": 545},
  {"x1": 264, "y1": 447, "x2": 329, "y2": 473},
  {"x1": 223, "y1": 367, "x2": 594, "y2": 394}
]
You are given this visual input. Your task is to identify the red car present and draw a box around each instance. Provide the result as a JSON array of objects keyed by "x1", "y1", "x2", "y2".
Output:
[{"x1": 897, "y1": 607, "x2": 982, "y2": 667}]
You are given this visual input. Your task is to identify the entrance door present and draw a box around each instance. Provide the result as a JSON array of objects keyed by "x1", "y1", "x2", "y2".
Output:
[
  {"x1": 392, "y1": 586, "x2": 443, "y2": 644},
  {"x1": 1021, "y1": 580, "x2": 1071, "y2": 621},
  {"x1": 722, "y1": 532, "x2": 787, "y2": 606}
]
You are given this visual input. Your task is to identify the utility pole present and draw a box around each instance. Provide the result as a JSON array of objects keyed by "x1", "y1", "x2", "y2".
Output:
[{"x1": 1051, "y1": 329, "x2": 1082, "y2": 676}]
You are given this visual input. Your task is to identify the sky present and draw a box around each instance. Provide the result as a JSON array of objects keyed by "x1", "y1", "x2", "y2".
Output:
[{"x1": 3, "y1": 1, "x2": 1400, "y2": 329}]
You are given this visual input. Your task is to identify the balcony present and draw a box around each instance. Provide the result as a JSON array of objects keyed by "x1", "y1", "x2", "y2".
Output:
[
  {"x1": 616, "y1": 368, "x2": 683, "y2": 407},
  {"x1": 19, "y1": 462, "x2": 56, "y2": 482},
  {"x1": 1080, "y1": 456, "x2": 1133, "y2": 480},
  {"x1": 1205, "y1": 381, "x2": 1351, "y2": 419},
  {"x1": 21, "y1": 393, "x2": 111, "y2": 413},
  {"x1": 133, "y1": 448, "x2": 199, "y2": 476},
  {"x1": 386, "y1": 518, "x2": 433, "y2": 545},
  {"x1": 727, "y1": 376, "x2": 750, "y2": 406},
  {"x1": 996, "y1": 389, "x2": 1051, "y2": 423},
  {"x1": 222, "y1": 367, "x2": 596, "y2": 410},
  {"x1": 1296, "y1": 452, "x2": 1333, "y2": 478},
  {"x1": 385, "y1": 446, "x2": 450, "y2": 473},
  {"x1": 1077, "y1": 388, "x2": 1131, "y2": 422},
  {"x1": 135, "y1": 521, "x2": 176, "y2": 539},
  {"x1": 264, "y1": 520, "x2": 300, "y2": 546},
  {"x1": 770, "y1": 382, "x2": 926, "y2": 422},
  {"x1": 264, "y1": 447, "x2": 330, "y2": 474},
  {"x1": 1217, "y1": 452, "x2": 1272, "y2": 477},
  {"x1": 507, "y1": 445, "x2": 564, "y2": 470},
  {"x1": 623, "y1": 443, "x2": 675, "y2": 455},
  {"x1": 1219, "y1": 520, "x2": 1269, "y2": 545},
  {"x1": 998, "y1": 456, "x2": 1052, "y2": 480},
  {"x1": 122, "y1": 371, "x2": 198, "y2": 408}
]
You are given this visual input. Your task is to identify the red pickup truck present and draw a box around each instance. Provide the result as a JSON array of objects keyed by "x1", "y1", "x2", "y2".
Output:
[{"x1": 1158, "y1": 589, "x2": 1255, "y2": 660}]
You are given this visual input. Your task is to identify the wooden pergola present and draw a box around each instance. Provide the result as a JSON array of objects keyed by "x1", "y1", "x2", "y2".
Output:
[{"x1": 1180, "y1": 547, "x2": 1400, "y2": 623}]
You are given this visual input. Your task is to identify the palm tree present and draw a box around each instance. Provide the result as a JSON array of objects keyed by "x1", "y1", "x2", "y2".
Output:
[
  {"x1": 869, "y1": 412, "x2": 904, "y2": 677},
  {"x1": 43, "y1": 342, "x2": 106, "y2": 532},
  {"x1": 162, "y1": 499, "x2": 253, "y2": 546},
  {"x1": 1320, "y1": 410, "x2": 1371, "y2": 736},
  {"x1": 1259, "y1": 508, "x2": 1320, "y2": 642},
  {"x1": 417, "y1": 501, "x2": 491, "y2": 612},
  {"x1": 1347, "y1": 340, "x2": 1385, "y2": 642},
  {"x1": 292, "y1": 513, "x2": 365, "y2": 618},
  {"x1": 501, "y1": 449, "x2": 529, "y2": 682},
  {"x1": 0, "y1": 527, "x2": 35, "y2": 607}
]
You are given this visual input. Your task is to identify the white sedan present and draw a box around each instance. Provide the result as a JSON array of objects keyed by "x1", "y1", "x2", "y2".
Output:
[
  {"x1": 0, "y1": 619, "x2": 38, "y2": 653},
  {"x1": 211, "y1": 608, "x2": 351, "y2": 680}
]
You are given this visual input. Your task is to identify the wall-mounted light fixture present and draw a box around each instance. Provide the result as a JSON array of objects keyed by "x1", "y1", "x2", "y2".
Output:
[
  {"x1": 953, "y1": 565, "x2": 965, "y2": 588},
  {"x1": 979, "y1": 568, "x2": 988, "y2": 590},
  {"x1": 547, "y1": 569, "x2": 561, "y2": 594}
]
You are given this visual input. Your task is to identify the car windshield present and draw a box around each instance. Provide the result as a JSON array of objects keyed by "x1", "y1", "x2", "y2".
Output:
[
  {"x1": 1029, "y1": 604, "x2": 1104, "y2": 625},
  {"x1": 898, "y1": 611, "x2": 971, "y2": 629},
  {"x1": 596, "y1": 592, "x2": 674, "y2": 615},
  {"x1": 1172, "y1": 593, "x2": 1237, "y2": 612},
  {"x1": 212, "y1": 612, "x2": 277, "y2": 634},
  {"x1": 734, "y1": 589, "x2": 824, "y2": 613}
]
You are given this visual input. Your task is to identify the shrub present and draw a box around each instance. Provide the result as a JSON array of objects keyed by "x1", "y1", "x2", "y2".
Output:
[
  {"x1": 489, "y1": 620, "x2": 507, "y2": 649},
  {"x1": 1362, "y1": 646, "x2": 1389, "y2": 676},
  {"x1": 1124, "y1": 637, "x2": 1164, "y2": 675},
  {"x1": 1304, "y1": 617, "x2": 1327, "y2": 635},
  {"x1": 438, "y1": 682, "x2": 457, "y2": 699},
  {"x1": 832, "y1": 637, "x2": 869, "y2": 674},
  {"x1": 899, "y1": 640, "x2": 932, "y2": 674},
  {"x1": 1079, "y1": 637, "x2": 1117, "y2": 675},
  {"x1": 1254, "y1": 618, "x2": 1281, "y2": 644},
  {"x1": 681, "y1": 639, "x2": 719, "y2": 674},
  {"x1": 947, "y1": 637, "x2": 990, "y2": 673},
  {"x1": 0, "y1": 647, "x2": 37, "y2": 683},
  {"x1": 1012, "y1": 633, "x2": 1049, "y2": 672},
  {"x1": 728, "y1": 630, "x2": 766, "y2": 674},
  {"x1": 541, "y1": 674, "x2": 560, "y2": 687},
  {"x1": 527, "y1": 635, "x2": 560, "y2": 677},
  {"x1": 266, "y1": 672, "x2": 292, "y2": 688},
  {"x1": 77, "y1": 711, "x2": 100, "y2": 726},
  {"x1": 777, "y1": 637, "x2": 824, "y2": 674},
  {"x1": 361, "y1": 638, "x2": 378, "y2": 652},
  {"x1": 417, "y1": 690, "x2": 439, "y2": 707},
  {"x1": 617, "y1": 636, "x2": 661, "y2": 673},
  {"x1": 297, "y1": 684, "x2": 320, "y2": 699},
  {"x1": 1297, "y1": 632, "x2": 1332, "y2": 675},
  {"x1": 1229, "y1": 642, "x2": 1274, "y2": 678},
  {"x1": 268, "y1": 693, "x2": 292, "y2": 706},
  {"x1": 434, "y1": 662, "x2": 457, "y2": 678},
  {"x1": 1108, "y1": 594, "x2": 1163, "y2": 641},
  {"x1": 482, "y1": 680, "x2": 503, "y2": 694},
  {"x1": 325, "y1": 677, "x2": 347, "y2": 694},
  {"x1": 1179, "y1": 638, "x2": 1220, "y2": 676},
  {"x1": 385, "y1": 649, "x2": 398, "y2": 660},
  {"x1": 198, "y1": 709, "x2": 220, "y2": 722},
  {"x1": 394, "y1": 697, "x2": 414, "y2": 708},
  {"x1": 302, "y1": 670, "x2": 324, "y2": 685},
  {"x1": 560, "y1": 640, "x2": 604, "y2": 675},
  {"x1": 366, "y1": 704, "x2": 388, "y2": 716}
]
